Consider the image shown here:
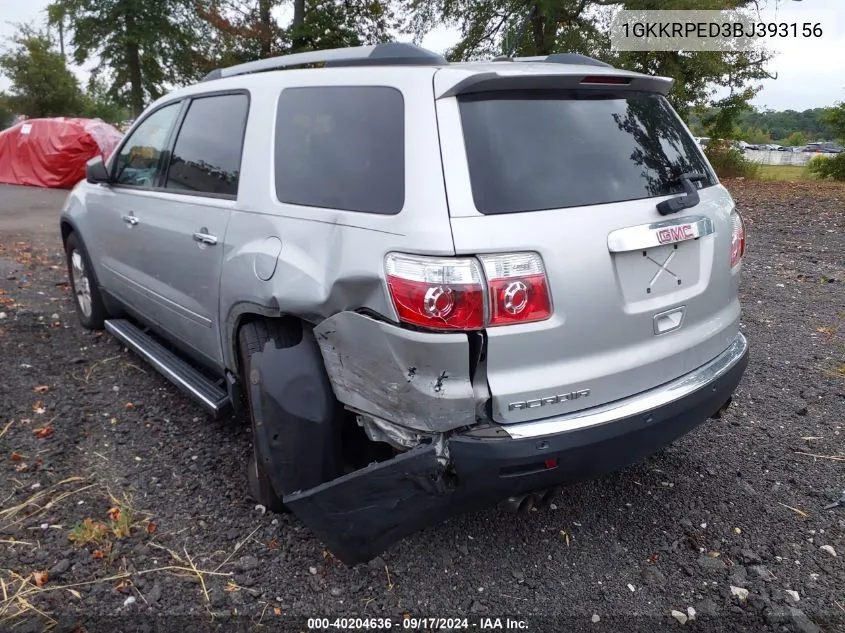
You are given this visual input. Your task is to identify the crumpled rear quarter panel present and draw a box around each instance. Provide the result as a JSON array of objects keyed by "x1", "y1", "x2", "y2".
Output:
[{"x1": 314, "y1": 312, "x2": 475, "y2": 432}]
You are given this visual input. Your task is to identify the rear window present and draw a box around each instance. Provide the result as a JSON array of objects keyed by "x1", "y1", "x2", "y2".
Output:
[
  {"x1": 274, "y1": 86, "x2": 404, "y2": 214},
  {"x1": 458, "y1": 91, "x2": 716, "y2": 215}
]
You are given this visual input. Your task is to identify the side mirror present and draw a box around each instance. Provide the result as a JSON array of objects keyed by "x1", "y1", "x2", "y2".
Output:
[{"x1": 86, "y1": 156, "x2": 111, "y2": 184}]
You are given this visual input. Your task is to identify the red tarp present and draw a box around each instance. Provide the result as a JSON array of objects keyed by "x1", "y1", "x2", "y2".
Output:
[{"x1": 0, "y1": 117, "x2": 123, "y2": 189}]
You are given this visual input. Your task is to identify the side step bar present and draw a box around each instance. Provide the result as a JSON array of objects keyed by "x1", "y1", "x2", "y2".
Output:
[{"x1": 104, "y1": 319, "x2": 230, "y2": 416}]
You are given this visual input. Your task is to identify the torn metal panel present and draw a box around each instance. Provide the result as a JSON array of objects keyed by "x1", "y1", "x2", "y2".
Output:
[
  {"x1": 356, "y1": 412, "x2": 452, "y2": 466},
  {"x1": 314, "y1": 311, "x2": 475, "y2": 432},
  {"x1": 357, "y1": 413, "x2": 428, "y2": 450}
]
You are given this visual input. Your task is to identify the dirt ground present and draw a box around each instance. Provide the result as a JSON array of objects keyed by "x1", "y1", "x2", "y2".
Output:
[{"x1": 0, "y1": 181, "x2": 843, "y2": 633}]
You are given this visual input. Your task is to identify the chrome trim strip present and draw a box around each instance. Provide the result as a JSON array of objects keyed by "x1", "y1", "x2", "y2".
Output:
[
  {"x1": 607, "y1": 215, "x2": 714, "y2": 253},
  {"x1": 105, "y1": 320, "x2": 224, "y2": 414},
  {"x1": 503, "y1": 332, "x2": 747, "y2": 440},
  {"x1": 107, "y1": 187, "x2": 239, "y2": 208}
]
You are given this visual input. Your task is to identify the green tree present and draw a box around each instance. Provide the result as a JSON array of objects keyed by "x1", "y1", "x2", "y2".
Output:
[
  {"x1": 783, "y1": 131, "x2": 806, "y2": 147},
  {"x1": 689, "y1": 106, "x2": 839, "y2": 143},
  {"x1": 821, "y1": 102, "x2": 845, "y2": 142},
  {"x1": 403, "y1": 0, "x2": 773, "y2": 117},
  {"x1": 196, "y1": 0, "x2": 282, "y2": 68},
  {"x1": 808, "y1": 153, "x2": 845, "y2": 181},
  {"x1": 738, "y1": 126, "x2": 771, "y2": 145},
  {"x1": 0, "y1": 95, "x2": 15, "y2": 129},
  {"x1": 285, "y1": 0, "x2": 397, "y2": 51},
  {"x1": 48, "y1": 0, "x2": 209, "y2": 117},
  {"x1": 0, "y1": 26, "x2": 83, "y2": 117},
  {"x1": 80, "y1": 75, "x2": 132, "y2": 123},
  {"x1": 197, "y1": 0, "x2": 396, "y2": 71},
  {"x1": 700, "y1": 91, "x2": 754, "y2": 141}
]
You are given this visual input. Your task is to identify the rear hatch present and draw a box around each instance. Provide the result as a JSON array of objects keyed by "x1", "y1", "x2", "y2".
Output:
[{"x1": 434, "y1": 66, "x2": 742, "y2": 424}]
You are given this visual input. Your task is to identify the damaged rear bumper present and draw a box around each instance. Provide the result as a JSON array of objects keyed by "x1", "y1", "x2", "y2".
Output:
[{"x1": 286, "y1": 333, "x2": 749, "y2": 565}]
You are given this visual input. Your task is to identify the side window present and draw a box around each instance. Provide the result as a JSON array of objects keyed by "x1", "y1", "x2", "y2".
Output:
[
  {"x1": 165, "y1": 93, "x2": 249, "y2": 197},
  {"x1": 114, "y1": 102, "x2": 181, "y2": 187},
  {"x1": 274, "y1": 86, "x2": 404, "y2": 214}
]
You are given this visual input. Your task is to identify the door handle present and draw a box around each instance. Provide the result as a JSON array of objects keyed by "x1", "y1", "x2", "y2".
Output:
[
  {"x1": 192, "y1": 231, "x2": 218, "y2": 246},
  {"x1": 121, "y1": 214, "x2": 139, "y2": 226}
]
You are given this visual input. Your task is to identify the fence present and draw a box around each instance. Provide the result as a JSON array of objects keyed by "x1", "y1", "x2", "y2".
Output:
[{"x1": 742, "y1": 150, "x2": 818, "y2": 166}]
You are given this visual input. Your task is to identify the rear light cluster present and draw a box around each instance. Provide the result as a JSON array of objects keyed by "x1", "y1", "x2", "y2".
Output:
[
  {"x1": 730, "y1": 211, "x2": 746, "y2": 268},
  {"x1": 385, "y1": 252, "x2": 552, "y2": 331}
]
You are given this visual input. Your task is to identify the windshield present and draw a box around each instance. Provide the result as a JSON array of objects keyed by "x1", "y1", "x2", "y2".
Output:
[{"x1": 458, "y1": 90, "x2": 716, "y2": 215}]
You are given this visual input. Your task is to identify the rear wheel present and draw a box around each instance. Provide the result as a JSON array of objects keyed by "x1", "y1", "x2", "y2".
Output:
[
  {"x1": 65, "y1": 232, "x2": 107, "y2": 330},
  {"x1": 238, "y1": 319, "x2": 300, "y2": 513},
  {"x1": 247, "y1": 450, "x2": 285, "y2": 512}
]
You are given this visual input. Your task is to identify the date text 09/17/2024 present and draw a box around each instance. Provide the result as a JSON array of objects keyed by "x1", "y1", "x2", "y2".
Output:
[{"x1": 306, "y1": 617, "x2": 530, "y2": 630}]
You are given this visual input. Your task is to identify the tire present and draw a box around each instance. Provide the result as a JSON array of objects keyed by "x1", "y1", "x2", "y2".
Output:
[
  {"x1": 247, "y1": 452, "x2": 285, "y2": 513},
  {"x1": 65, "y1": 232, "x2": 107, "y2": 330},
  {"x1": 239, "y1": 319, "x2": 302, "y2": 513}
]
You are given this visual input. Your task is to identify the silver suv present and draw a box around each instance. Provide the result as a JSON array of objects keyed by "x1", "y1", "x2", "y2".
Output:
[{"x1": 61, "y1": 43, "x2": 748, "y2": 564}]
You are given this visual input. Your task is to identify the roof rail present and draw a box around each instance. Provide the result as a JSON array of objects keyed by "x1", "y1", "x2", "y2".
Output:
[
  {"x1": 202, "y1": 42, "x2": 447, "y2": 82},
  {"x1": 506, "y1": 53, "x2": 612, "y2": 68}
]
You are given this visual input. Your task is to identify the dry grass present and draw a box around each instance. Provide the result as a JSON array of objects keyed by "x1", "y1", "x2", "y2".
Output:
[
  {"x1": 0, "y1": 561, "x2": 235, "y2": 630},
  {"x1": 0, "y1": 476, "x2": 257, "y2": 626},
  {"x1": 0, "y1": 420, "x2": 14, "y2": 442},
  {"x1": 0, "y1": 520, "x2": 260, "y2": 628},
  {"x1": 0, "y1": 477, "x2": 95, "y2": 531},
  {"x1": 795, "y1": 451, "x2": 845, "y2": 462}
]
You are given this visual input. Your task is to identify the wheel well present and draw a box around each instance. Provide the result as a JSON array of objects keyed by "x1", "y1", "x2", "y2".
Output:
[
  {"x1": 232, "y1": 313, "x2": 302, "y2": 378},
  {"x1": 60, "y1": 221, "x2": 73, "y2": 246},
  {"x1": 235, "y1": 313, "x2": 395, "y2": 474},
  {"x1": 231, "y1": 313, "x2": 260, "y2": 378}
]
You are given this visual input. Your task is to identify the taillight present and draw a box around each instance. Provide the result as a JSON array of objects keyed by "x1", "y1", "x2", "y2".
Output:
[
  {"x1": 385, "y1": 252, "x2": 552, "y2": 331},
  {"x1": 479, "y1": 253, "x2": 552, "y2": 326},
  {"x1": 385, "y1": 254, "x2": 485, "y2": 331},
  {"x1": 730, "y1": 211, "x2": 746, "y2": 268}
]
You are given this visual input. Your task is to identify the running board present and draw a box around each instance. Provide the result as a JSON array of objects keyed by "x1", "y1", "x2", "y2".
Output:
[{"x1": 104, "y1": 319, "x2": 230, "y2": 416}]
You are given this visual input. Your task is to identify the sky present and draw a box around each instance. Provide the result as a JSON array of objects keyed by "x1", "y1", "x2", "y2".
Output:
[{"x1": 1, "y1": 0, "x2": 843, "y2": 112}]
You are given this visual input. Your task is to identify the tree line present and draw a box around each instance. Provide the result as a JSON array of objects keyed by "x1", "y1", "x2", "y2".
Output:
[
  {"x1": 2, "y1": 0, "x2": 399, "y2": 124},
  {"x1": 689, "y1": 107, "x2": 844, "y2": 146},
  {"x1": 1, "y1": 0, "x2": 842, "y2": 144}
]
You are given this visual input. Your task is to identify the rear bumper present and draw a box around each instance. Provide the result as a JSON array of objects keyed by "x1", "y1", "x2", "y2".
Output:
[{"x1": 286, "y1": 332, "x2": 749, "y2": 565}]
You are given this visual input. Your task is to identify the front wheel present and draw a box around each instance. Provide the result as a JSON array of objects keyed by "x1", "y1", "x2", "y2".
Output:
[{"x1": 65, "y1": 232, "x2": 107, "y2": 330}]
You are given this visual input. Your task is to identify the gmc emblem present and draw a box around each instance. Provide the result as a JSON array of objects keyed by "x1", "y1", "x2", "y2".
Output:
[
  {"x1": 656, "y1": 224, "x2": 695, "y2": 245},
  {"x1": 508, "y1": 389, "x2": 591, "y2": 411}
]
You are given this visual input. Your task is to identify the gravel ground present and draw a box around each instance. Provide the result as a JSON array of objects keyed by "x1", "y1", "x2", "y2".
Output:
[{"x1": 0, "y1": 181, "x2": 843, "y2": 633}]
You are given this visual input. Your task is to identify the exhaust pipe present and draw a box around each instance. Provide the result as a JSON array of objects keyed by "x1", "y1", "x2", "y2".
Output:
[
  {"x1": 519, "y1": 495, "x2": 535, "y2": 513},
  {"x1": 500, "y1": 494, "x2": 535, "y2": 514},
  {"x1": 500, "y1": 496, "x2": 524, "y2": 514},
  {"x1": 500, "y1": 486, "x2": 562, "y2": 514},
  {"x1": 540, "y1": 486, "x2": 562, "y2": 507}
]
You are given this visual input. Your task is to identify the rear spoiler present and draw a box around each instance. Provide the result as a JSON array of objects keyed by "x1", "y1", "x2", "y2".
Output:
[{"x1": 436, "y1": 70, "x2": 674, "y2": 99}]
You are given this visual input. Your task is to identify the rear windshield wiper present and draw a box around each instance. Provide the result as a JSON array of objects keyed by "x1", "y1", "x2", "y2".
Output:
[{"x1": 656, "y1": 172, "x2": 707, "y2": 216}]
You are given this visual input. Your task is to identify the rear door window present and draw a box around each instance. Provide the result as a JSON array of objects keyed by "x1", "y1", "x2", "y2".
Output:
[
  {"x1": 458, "y1": 91, "x2": 716, "y2": 214},
  {"x1": 274, "y1": 86, "x2": 404, "y2": 214},
  {"x1": 165, "y1": 92, "x2": 249, "y2": 197}
]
